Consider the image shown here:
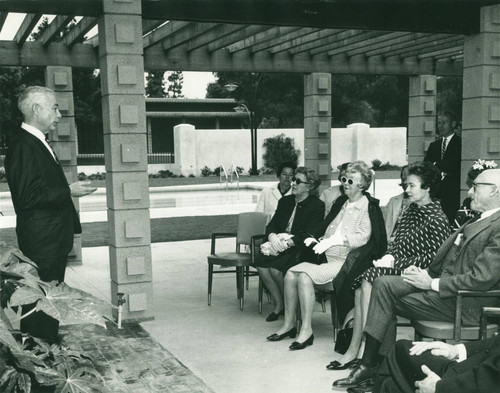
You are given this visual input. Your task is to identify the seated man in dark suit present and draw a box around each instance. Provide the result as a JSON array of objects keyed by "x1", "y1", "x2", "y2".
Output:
[
  {"x1": 332, "y1": 168, "x2": 500, "y2": 391},
  {"x1": 371, "y1": 336, "x2": 500, "y2": 393}
]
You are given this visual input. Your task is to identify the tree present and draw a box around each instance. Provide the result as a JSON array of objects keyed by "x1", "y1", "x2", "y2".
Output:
[
  {"x1": 207, "y1": 72, "x2": 304, "y2": 128},
  {"x1": 166, "y1": 71, "x2": 184, "y2": 98},
  {"x1": 146, "y1": 71, "x2": 166, "y2": 97}
]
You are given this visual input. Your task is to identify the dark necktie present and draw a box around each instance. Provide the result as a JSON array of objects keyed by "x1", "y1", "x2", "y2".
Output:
[
  {"x1": 44, "y1": 135, "x2": 59, "y2": 163},
  {"x1": 441, "y1": 137, "x2": 447, "y2": 159}
]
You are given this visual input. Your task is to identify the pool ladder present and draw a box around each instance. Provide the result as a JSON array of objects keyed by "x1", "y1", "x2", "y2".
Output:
[{"x1": 219, "y1": 164, "x2": 240, "y2": 191}]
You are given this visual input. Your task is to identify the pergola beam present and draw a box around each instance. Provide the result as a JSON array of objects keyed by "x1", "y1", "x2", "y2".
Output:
[
  {"x1": 14, "y1": 13, "x2": 42, "y2": 45},
  {"x1": 63, "y1": 16, "x2": 98, "y2": 47},
  {"x1": 143, "y1": 20, "x2": 189, "y2": 49},
  {"x1": 182, "y1": 24, "x2": 247, "y2": 52},
  {"x1": 328, "y1": 31, "x2": 408, "y2": 57},
  {"x1": 0, "y1": 12, "x2": 8, "y2": 33},
  {"x1": 226, "y1": 26, "x2": 305, "y2": 53},
  {"x1": 161, "y1": 22, "x2": 218, "y2": 51},
  {"x1": 250, "y1": 27, "x2": 318, "y2": 54},
  {"x1": 309, "y1": 30, "x2": 383, "y2": 56},
  {"x1": 142, "y1": 45, "x2": 463, "y2": 76},
  {"x1": 38, "y1": 15, "x2": 74, "y2": 46},
  {"x1": 206, "y1": 25, "x2": 271, "y2": 52}
]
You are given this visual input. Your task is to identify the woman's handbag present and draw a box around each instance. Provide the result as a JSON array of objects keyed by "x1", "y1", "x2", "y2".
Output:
[{"x1": 334, "y1": 317, "x2": 354, "y2": 354}]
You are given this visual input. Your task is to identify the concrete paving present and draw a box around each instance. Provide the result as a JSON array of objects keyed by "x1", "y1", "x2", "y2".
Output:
[{"x1": 65, "y1": 239, "x2": 413, "y2": 393}]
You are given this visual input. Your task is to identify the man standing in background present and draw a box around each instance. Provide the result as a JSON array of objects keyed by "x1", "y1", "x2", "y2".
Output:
[{"x1": 424, "y1": 112, "x2": 461, "y2": 224}]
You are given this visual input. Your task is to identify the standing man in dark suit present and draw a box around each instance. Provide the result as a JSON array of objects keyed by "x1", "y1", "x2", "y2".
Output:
[
  {"x1": 5, "y1": 85, "x2": 96, "y2": 343},
  {"x1": 332, "y1": 168, "x2": 500, "y2": 391},
  {"x1": 424, "y1": 112, "x2": 462, "y2": 224},
  {"x1": 372, "y1": 336, "x2": 500, "y2": 393}
]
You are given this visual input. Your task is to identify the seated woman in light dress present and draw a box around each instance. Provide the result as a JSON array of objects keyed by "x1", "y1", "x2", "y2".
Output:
[
  {"x1": 266, "y1": 161, "x2": 383, "y2": 350},
  {"x1": 326, "y1": 161, "x2": 450, "y2": 370}
]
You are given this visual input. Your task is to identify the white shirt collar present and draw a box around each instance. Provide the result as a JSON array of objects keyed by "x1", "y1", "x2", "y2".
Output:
[
  {"x1": 443, "y1": 133, "x2": 454, "y2": 144},
  {"x1": 21, "y1": 122, "x2": 57, "y2": 161},
  {"x1": 479, "y1": 207, "x2": 500, "y2": 221},
  {"x1": 22, "y1": 122, "x2": 46, "y2": 142}
]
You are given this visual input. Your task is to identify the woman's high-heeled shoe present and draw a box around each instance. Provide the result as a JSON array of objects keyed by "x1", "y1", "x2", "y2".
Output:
[
  {"x1": 289, "y1": 334, "x2": 314, "y2": 350},
  {"x1": 266, "y1": 327, "x2": 297, "y2": 341}
]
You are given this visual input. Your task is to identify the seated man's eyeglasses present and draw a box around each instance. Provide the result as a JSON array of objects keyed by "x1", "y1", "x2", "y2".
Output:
[{"x1": 472, "y1": 182, "x2": 497, "y2": 191}]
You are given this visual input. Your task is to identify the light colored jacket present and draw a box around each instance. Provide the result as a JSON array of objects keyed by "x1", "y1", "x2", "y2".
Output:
[{"x1": 255, "y1": 183, "x2": 291, "y2": 222}]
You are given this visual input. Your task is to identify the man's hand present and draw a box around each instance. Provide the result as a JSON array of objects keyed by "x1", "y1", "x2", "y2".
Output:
[
  {"x1": 401, "y1": 267, "x2": 432, "y2": 290},
  {"x1": 409, "y1": 341, "x2": 460, "y2": 360},
  {"x1": 415, "y1": 365, "x2": 440, "y2": 393},
  {"x1": 70, "y1": 181, "x2": 97, "y2": 198}
]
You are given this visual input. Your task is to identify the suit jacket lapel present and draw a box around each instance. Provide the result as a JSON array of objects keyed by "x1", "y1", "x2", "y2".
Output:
[{"x1": 460, "y1": 210, "x2": 500, "y2": 250}]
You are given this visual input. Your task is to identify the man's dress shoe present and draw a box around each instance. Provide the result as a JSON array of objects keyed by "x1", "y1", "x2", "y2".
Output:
[{"x1": 332, "y1": 364, "x2": 377, "y2": 390}]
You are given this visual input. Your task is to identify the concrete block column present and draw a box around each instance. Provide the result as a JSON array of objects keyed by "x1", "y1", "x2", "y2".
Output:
[
  {"x1": 99, "y1": 0, "x2": 153, "y2": 321},
  {"x1": 173, "y1": 124, "x2": 196, "y2": 176},
  {"x1": 462, "y1": 4, "x2": 500, "y2": 198},
  {"x1": 408, "y1": 75, "x2": 437, "y2": 164},
  {"x1": 304, "y1": 73, "x2": 331, "y2": 184},
  {"x1": 44, "y1": 66, "x2": 82, "y2": 265}
]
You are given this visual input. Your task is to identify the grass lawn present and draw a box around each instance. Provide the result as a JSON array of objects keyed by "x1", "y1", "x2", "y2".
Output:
[{"x1": 0, "y1": 214, "x2": 239, "y2": 248}]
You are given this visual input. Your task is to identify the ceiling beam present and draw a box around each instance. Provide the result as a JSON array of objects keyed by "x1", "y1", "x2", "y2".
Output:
[
  {"x1": 309, "y1": 30, "x2": 381, "y2": 56},
  {"x1": 418, "y1": 45, "x2": 463, "y2": 60},
  {"x1": 206, "y1": 25, "x2": 272, "y2": 52},
  {"x1": 250, "y1": 27, "x2": 316, "y2": 53},
  {"x1": 0, "y1": 13, "x2": 8, "y2": 33},
  {"x1": 143, "y1": 45, "x2": 463, "y2": 76},
  {"x1": 0, "y1": 0, "x2": 494, "y2": 34},
  {"x1": 328, "y1": 31, "x2": 409, "y2": 57},
  {"x1": 63, "y1": 16, "x2": 98, "y2": 47},
  {"x1": 393, "y1": 37, "x2": 463, "y2": 59},
  {"x1": 226, "y1": 26, "x2": 302, "y2": 53},
  {"x1": 15, "y1": 13, "x2": 42, "y2": 45},
  {"x1": 161, "y1": 22, "x2": 218, "y2": 51},
  {"x1": 143, "y1": 21, "x2": 190, "y2": 49},
  {"x1": 287, "y1": 29, "x2": 347, "y2": 55},
  {"x1": 37, "y1": 15, "x2": 74, "y2": 46},
  {"x1": 142, "y1": 19, "x2": 166, "y2": 35},
  {"x1": 0, "y1": 40, "x2": 98, "y2": 67},
  {"x1": 362, "y1": 33, "x2": 451, "y2": 57},
  {"x1": 179, "y1": 24, "x2": 247, "y2": 52}
]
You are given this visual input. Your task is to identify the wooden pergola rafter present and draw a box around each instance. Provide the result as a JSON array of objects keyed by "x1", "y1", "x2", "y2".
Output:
[{"x1": 2, "y1": 0, "x2": 498, "y2": 76}]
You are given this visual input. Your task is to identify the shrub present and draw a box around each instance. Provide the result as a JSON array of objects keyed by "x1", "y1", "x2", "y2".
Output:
[
  {"x1": 236, "y1": 166, "x2": 244, "y2": 175},
  {"x1": 262, "y1": 134, "x2": 300, "y2": 172},
  {"x1": 259, "y1": 166, "x2": 275, "y2": 175},
  {"x1": 200, "y1": 166, "x2": 212, "y2": 177},
  {"x1": 371, "y1": 159, "x2": 382, "y2": 169},
  {"x1": 0, "y1": 168, "x2": 6, "y2": 182},
  {"x1": 213, "y1": 167, "x2": 222, "y2": 177}
]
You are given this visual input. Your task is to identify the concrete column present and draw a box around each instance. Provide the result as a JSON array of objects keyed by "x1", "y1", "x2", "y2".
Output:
[
  {"x1": 44, "y1": 66, "x2": 82, "y2": 265},
  {"x1": 408, "y1": 75, "x2": 437, "y2": 164},
  {"x1": 462, "y1": 4, "x2": 500, "y2": 198},
  {"x1": 99, "y1": 0, "x2": 153, "y2": 321},
  {"x1": 173, "y1": 124, "x2": 196, "y2": 176},
  {"x1": 304, "y1": 73, "x2": 331, "y2": 185}
]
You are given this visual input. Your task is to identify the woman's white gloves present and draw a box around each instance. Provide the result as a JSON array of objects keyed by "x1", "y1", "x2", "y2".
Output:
[
  {"x1": 373, "y1": 254, "x2": 395, "y2": 268},
  {"x1": 261, "y1": 233, "x2": 294, "y2": 256},
  {"x1": 311, "y1": 230, "x2": 344, "y2": 254}
]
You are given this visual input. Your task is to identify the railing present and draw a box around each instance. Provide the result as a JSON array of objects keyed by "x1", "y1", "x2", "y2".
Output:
[{"x1": 219, "y1": 164, "x2": 240, "y2": 191}]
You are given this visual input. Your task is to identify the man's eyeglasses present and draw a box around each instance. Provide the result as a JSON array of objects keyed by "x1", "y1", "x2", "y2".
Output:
[
  {"x1": 292, "y1": 177, "x2": 310, "y2": 185},
  {"x1": 471, "y1": 182, "x2": 497, "y2": 191},
  {"x1": 341, "y1": 177, "x2": 355, "y2": 185}
]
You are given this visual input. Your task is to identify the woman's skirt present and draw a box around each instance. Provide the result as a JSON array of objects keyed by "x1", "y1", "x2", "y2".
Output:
[
  {"x1": 288, "y1": 258, "x2": 344, "y2": 285},
  {"x1": 253, "y1": 247, "x2": 302, "y2": 272}
]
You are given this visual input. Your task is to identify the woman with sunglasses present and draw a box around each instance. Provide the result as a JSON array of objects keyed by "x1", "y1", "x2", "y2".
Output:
[
  {"x1": 254, "y1": 167, "x2": 325, "y2": 322},
  {"x1": 267, "y1": 161, "x2": 386, "y2": 349},
  {"x1": 327, "y1": 161, "x2": 450, "y2": 371}
]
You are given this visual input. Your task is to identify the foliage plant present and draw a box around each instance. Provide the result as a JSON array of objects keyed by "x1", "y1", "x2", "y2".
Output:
[
  {"x1": 262, "y1": 134, "x2": 300, "y2": 173},
  {"x1": 0, "y1": 243, "x2": 108, "y2": 392},
  {"x1": 200, "y1": 166, "x2": 213, "y2": 177}
]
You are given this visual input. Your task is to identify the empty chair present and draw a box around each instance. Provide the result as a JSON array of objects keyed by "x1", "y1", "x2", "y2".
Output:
[{"x1": 207, "y1": 211, "x2": 267, "y2": 310}]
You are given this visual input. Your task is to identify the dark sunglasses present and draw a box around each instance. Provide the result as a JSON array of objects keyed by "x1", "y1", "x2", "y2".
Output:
[
  {"x1": 292, "y1": 177, "x2": 310, "y2": 185},
  {"x1": 341, "y1": 176, "x2": 355, "y2": 185}
]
